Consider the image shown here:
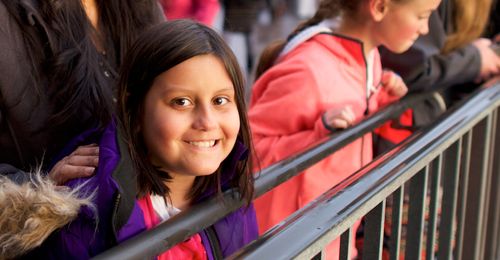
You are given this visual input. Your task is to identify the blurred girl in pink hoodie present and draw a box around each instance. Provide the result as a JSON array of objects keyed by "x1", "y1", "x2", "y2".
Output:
[{"x1": 249, "y1": 0, "x2": 440, "y2": 258}]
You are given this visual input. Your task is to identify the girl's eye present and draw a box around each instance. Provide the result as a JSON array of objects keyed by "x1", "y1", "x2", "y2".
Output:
[
  {"x1": 172, "y1": 98, "x2": 192, "y2": 107},
  {"x1": 213, "y1": 96, "x2": 230, "y2": 106}
]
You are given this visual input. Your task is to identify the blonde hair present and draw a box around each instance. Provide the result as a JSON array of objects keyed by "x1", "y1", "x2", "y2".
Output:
[{"x1": 443, "y1": 0, "x2": 492, "y2": 53}]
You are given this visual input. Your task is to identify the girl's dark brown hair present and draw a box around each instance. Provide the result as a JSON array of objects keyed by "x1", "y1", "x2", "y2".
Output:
[{"x1": 117, "y1": 19, "x2": 254, "y2": 205}]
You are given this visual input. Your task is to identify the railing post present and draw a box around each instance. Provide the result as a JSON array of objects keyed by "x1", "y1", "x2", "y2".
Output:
[
  {"x1": 454, "y1": 132, "x2": 471, "y2": 260},
  {"x1": 389, "y1": 187, "x2": 404, "y2": 260},
  {"x1": 405, "y1": 167, "x2": 429, "y2": 260},
  {"x1": 339, "y1": 228, "x2": 352, "y2": 260},
  {"x1": 437, "y1": 140, "x2": 461, "y2": 260},
  {"x1": 461, "y1": 115, "x2": 493, "y2": 260},
  {"x1": 485, "y1": 109, "x2": 500, "y2": 260},
  {"x1": 426, "y1": 155, "x2": 443, "y2": 260},
  {"x1": 362, "y1": 201, "x2": 386, "y2": 260}
]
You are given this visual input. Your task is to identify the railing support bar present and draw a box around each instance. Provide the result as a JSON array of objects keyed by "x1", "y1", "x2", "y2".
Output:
[
  {"x1": 389, "y1": 187, "x2": 404, "y2": 260},
  {"x1": 339, "y1": 228, "x2": 352, "y2": 260},
  {"x1": 362, "y1": 201, "x2": 386, "y2": 260},
  {"x1": 405, "y1": 167, "x2": 429, "y2": 260},
  {"x1": 437, "y1": 140, "x2": 461, "y2": 259},
  {"x1": 426, "y1": 155, "x2": 443, "y2": 260},
  {"x1": 454, "y1": 132, "x2": 471, "y2": 260},
  {"x1": 461, "y1": 116, "x2": 492, "y2": 260},
  {"x1": 485, "y1": 109, "x2": 500, "y2": 260}
]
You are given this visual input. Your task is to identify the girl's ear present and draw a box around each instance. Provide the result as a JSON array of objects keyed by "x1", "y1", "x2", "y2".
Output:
[{"x1": 370, "y1": 0, "x2": 389, "y2": 22}]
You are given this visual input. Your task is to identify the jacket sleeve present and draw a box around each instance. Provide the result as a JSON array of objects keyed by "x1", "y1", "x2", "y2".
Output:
[
  {"x1": 380, "y1": 12, "x2": 481, "y2": 92},
  {"x1": 249, "y1": 66, "x2": 331, "y2": 169}
]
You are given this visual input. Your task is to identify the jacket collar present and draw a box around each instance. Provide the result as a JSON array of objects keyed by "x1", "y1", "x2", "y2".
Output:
[
  {"x1": 314, "y1": 32, "x2": 367, "y2": 68},
  {"x1": 278, "y1": 19, "x2": 367, "y2": 68}
]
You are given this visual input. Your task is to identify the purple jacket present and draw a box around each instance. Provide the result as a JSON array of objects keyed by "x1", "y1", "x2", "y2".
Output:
[{"x1": 23, "y1": 121, "x2": 258, "y2": 259}]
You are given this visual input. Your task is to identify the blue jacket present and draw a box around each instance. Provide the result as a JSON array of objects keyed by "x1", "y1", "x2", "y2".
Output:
[{"x1": 23, "y1": 121, "x2": 258, "y2": 259}]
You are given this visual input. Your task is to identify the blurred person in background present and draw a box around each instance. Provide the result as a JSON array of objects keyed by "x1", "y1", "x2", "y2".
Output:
[
  {"x1": 222, "y1": 0, "x2": 266, "y2": 88},
  {"x1": 0, "y1": 0, "x2": 163, "y2": 252},
  {"x1": 375, "y1": 0, "x2": 500, "y2": 154},
  {"x1": 371, "y1": 0, "x2": 500, "y2": 257},
  {"x1": 248, "y1": 0, "x2": 441, "y2": 257},
  {"x1": 0, "y1": 0, "x2": 163, "y2": 183},
  {"x1": 160, "y1": 0, "x2": 221, "y2": 27}
]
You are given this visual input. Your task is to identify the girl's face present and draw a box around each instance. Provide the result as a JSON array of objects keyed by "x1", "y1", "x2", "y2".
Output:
[
  {"x1": 375, "y1": 0, "x2": 441, "y2": 53},
  {"x1": 141, "y1": 54, "x2": 240, "y2": 180}
]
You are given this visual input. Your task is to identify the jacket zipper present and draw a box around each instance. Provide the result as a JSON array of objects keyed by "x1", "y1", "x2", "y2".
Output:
[
  {"x1": 111, "y1": 193, "x2": 121, "y2": 240},
  {"x1": 205, "y1": 226, "x2": 223, "y2": 259}
]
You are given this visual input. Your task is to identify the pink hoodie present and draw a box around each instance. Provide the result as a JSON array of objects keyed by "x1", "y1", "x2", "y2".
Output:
[{"x1": 249, "y1": 33, "x2": 398, "y2": 259}]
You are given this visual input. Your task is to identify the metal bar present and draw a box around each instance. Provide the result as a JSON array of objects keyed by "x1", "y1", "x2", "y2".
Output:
[
  {"x1": 479, "y1": 113, "x2": 494, "y2": 260},
  {"x1": 362, "y1": 201, "x2": 386, "y2": 260},
  {"x1": 485, "y1": 109, "x2": 500, "y2": 260},
  {"x1": 405, "y1": 167, "x2": 428, "y2": 260},
  {"x1": 461, "y1": 115, "x2": 493, "y2": 260},
  {"x1": 339, "y1": 228, "x2": 352, "y2": 260},
  {"x1": 437, "y1": 140, "x2": 461, "y2": 260},
  {"x1": 454, "y1": 132, "x2": 471, "y2": 260},
  {"x1": 389, "y1": 187, "x2": 404, "y2": 260},
  {"x1": 426, "y1": 155, "x2": 443, "y2": 260}
]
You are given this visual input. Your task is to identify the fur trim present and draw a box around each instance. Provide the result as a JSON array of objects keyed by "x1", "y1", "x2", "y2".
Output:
[{"x1": 0, "y1": 172, "x2": 94, "y2": 259}]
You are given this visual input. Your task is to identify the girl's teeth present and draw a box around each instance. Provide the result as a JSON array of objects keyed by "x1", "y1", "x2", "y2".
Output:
[{"x1": 189, "y1": 140, "x2": 216, "y2": 148}]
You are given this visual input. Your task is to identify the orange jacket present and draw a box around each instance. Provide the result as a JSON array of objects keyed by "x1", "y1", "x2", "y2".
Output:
[{"x1": 249, "y1": 33, "x2": 398, "y2": 259}]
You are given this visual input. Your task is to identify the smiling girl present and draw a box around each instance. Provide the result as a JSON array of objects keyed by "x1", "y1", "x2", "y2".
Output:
[{"x1": 17, "y1": 19, "x2": 257, "y2": 259}]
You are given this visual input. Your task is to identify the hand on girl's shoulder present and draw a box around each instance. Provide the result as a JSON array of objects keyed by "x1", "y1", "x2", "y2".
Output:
[{"x1": 48, "y1": 144, "x2": 99, "y2": 185}]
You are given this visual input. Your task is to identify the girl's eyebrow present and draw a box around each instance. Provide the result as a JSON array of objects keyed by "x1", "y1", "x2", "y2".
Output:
[
  {"x1": 215, "y1": 87, "x2": 235, "y2": 93},
  {"x1": 159, "y1": 85, "x2": 235, "y2": 96}
]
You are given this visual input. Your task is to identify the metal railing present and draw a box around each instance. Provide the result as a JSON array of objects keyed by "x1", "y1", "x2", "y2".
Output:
[
  {"x1": 94, "y1": 79, "x2": 500, "y2": 260},
  {"x1": 231, "y1": 79, "x2": 500, "y2": 260}
]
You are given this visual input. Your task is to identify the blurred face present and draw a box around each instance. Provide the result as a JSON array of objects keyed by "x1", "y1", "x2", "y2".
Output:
[
  {"x1": 376, "y1": 0, "x2": 441, "y2": 53},
  {"x1": 141, "y1": 54, "x2": 240, "y2": 181}
]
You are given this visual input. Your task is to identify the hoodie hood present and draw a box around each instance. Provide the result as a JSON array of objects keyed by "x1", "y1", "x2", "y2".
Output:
[{"x1": 0, "y1": 173, "x2": 94, "y2": 259}]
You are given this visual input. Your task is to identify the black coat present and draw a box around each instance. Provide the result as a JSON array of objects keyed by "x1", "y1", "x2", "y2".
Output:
[{"x1": 0, "y1": 0, "x2": 163, "y2": 182}]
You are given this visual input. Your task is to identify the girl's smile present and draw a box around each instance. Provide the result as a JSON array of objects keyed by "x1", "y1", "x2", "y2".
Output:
[{"x1": 186, "y1": 139, "x2": 218, "y2": 148}]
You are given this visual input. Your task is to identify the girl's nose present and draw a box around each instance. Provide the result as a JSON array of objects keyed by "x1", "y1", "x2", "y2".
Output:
[
  {"x1": 192, "y1": 105, "x2": 218, "y2": 131},
  {"x1": 420, "y1": 20, "x2": 430, "y2": 35}
]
